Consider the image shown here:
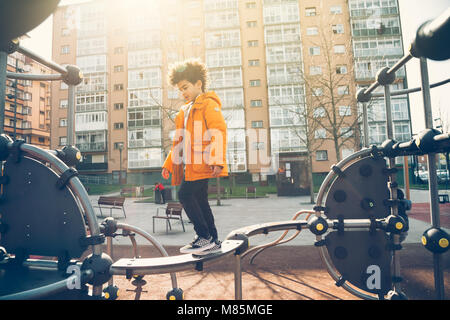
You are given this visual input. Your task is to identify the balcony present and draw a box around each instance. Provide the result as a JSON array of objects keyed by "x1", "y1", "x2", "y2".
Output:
[{"x1": 75, "y1": 142, "x2": 107, "y2": 152}]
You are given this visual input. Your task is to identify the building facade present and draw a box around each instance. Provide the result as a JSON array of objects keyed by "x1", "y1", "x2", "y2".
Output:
[
  {"x1": 349, "y1": 0, "x2": 411, "y2": 146},
  {"x1": 50, "y1": 0, "x2": 411, "y2": 188},
  {"x1": 4, "y1": 52, "x2": 51, "y2": 149}
]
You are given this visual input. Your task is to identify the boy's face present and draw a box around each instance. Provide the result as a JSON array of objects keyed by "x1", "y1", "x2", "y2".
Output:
[{"x1": 177, "y1": 79, "x2": 203, "y2": 102}]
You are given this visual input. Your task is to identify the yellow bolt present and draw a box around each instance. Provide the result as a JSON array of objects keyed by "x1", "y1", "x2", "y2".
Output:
[
  {"x1": 395, "y1": 222, "x2": 403, "y2": 230},
  {"x1": 169, "y1": 295, "x2": 176, "y2": 300},
  {"x1": 104, "y1": 292, "x2": 110, "y2": 299},
  {"x1": 316, "y1": 223, "x2": 324, "y2": 231},
  {"x1": 421, "y1": 236, "x2": 427, "y2": 246},
  {"x1": 438, "y1": 238, "x2": 449, "y2": 248}
]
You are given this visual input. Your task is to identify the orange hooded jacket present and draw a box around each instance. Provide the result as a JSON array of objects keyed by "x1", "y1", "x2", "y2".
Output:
[{"x1": 162, "y1": 91, "x2": 228, "y2": 185}]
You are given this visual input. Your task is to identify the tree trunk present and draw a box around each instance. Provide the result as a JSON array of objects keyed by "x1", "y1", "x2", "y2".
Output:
[{"x1": 308, "y1": 153, "x2": 315, "y2": 204}]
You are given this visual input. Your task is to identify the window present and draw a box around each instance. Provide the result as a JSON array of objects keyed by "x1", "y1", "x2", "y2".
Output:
[
  {"x1": 127, "y1": 106, "x2": 161, "y2": 127},
  {"x1": 251, "y1": 121, "x2": 263, "y2": 128},
  {"x1": 76, "y1": 92, "x2": 107, "y2": 112},
  {"x1": 338, "y1": 86, "x2": 349, "y2": 95},
  {"x1": 247, "y1": 21, "x2": 257, "y2": 28},
  {"x1": 313, "y1": 107, "x2": 325, "y2": 118},
  {"x1": 59, "y1": 118, "x2": 67, "y2": 127},
  {"x1": 114, "y1": 47, "x2": 124, "y2": 54},
  {"x1": 250, "y1": 100, "x2": 262, "y2": 107},
  {"x1": 305, "y1": 7, "x2": 316, "y2": 16},
  {"x1": 60, "y1": 99, "x2": 68, "y2": 109},
  {"x1": 61, "y1": 45, "x2": 70, "y2": 54},
  {"x1": 128, "y1": 49, "x2": 162, "y2": 69},
  {"x1": 353, "y1": 37, "x2": 403, "y2": 57},
  {"x1": 191, "y1": 37, "x2": 201, "y2": 46},
  {"x1": 312, "y1": 87, "x2": 323, "y2": 97},
  {"x1": 306, "y1": 27, "x2": 318, "y2": 36},
  {"x1": 76, "y1": 55, "x2": 107, "y2": 74},
  {"x1": 209, "y1": 67, "x2": 242, "y2": 88},
  {"x1": 114, "y1": 65, "x2": 124, "y2": 72},
  {"x1": 330, "y1": 5, "x2": 342, "y2": 14},
  {"x1": 214, "y1": 88, "x2": 244, "y2": 108},
  {"x1": 114, "y1": 122, "x2": 124, "y2": 129},
  {"x1": 334, "y1": 45, "x2": 345, "y2": 54},
  {"x1": 206, "y1": 29, "x2": 240, "y2": 49},
  {"x1": 340, "y1": 127, "x2": 353, "y2": 138},
  {"x1": 309, "y1": 46, "x2": 320, "y2": 56},
  {"x1": 392, "y1": 99, "x2": 409, "y2": 120},
  {"x1": 263, "y1": 2, "x2": 300, "y2": 25},
  {"x1": 128, "y1": 68, "x2": 162, "y2": 89},
  {"x1": 339, "y1": 105, "x2": 352, "y2": 116},
  {"x1": 246, "y1": 2, "x2": 256, "y2": 9},
  {"x1": 394, "y1": 123, "x2": 411, "y2": 141},
  {"x1": 336, "y1": 65, "x2": 348, "y2": 74},
  {"x1": 316, "y1": 150, "x2": 328, "y2": 161},
  {"x1": 248, "y1": 40, "x2": 258, "y2": 47},
  {"x1": 206, "y1": 47, "x2": 241, "y2": 68},
  {"x1": 59, "y1": 136, "x2": 67, "y2": 146},
  {"x1": 249, "y1": 59, "x2": 260, "y2": 67},
  {"x1": 114, "y1": 84, "x2": 124, "y2": 91},
  {"x1": 332, "y1": 24, "x2": 344, "y2": 34},
  {"x1": 250, "y1": 79, "x2": 261, "y2": 87},
  {"x1": 77, "y1": 37, "x2": 106, "y2": 56},
  {"x1": 114, "y1": 103, "x2": 124, "y2": 110},
  {"x1": 310, "y1": 66, "x2": 322, "y2": 75},
  {"x1": 315, "y1": 128, "x2": 326, "y2": 139},
  {"x1": 342, "y1": 148, "x2": 354, "y2": 159},
  {"x1": 62, "y1": 28, "x2": 70, "y2": 36}
]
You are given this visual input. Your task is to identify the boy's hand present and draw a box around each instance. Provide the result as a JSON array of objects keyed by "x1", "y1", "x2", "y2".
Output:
[
  {"x1": 162, "y1": 168, "x2": 170, "y2": 180},
  {"x1": 211, "y1": 165, "x2": 223, "y2": 177}
]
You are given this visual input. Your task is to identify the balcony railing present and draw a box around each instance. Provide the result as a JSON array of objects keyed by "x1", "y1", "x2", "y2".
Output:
[{"x1": 76, "y1": 142, "x2": 107, "y2": 152}]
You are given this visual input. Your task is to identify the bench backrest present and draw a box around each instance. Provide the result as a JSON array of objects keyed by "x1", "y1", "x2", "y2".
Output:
[
  {"x1": 208, "y1": 186, "x2": 226, "y2": 193},
  {"x1": 166, "y1": 203, "x2": 183, "y2": 216},
  {"x1": 246, "y1": 186, "x2": 256, "y2": 193},
  {"x1": 98, "y1": 196, "x2": 125, "y2": 206}
]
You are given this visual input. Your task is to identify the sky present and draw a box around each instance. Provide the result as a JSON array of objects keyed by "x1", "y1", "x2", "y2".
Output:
[{"x1": 19, "y1": 0, "x2": 450, "y2": 136}]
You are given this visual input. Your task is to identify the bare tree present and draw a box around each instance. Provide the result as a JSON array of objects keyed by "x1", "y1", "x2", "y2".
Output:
[
  {"x1": 270, "y1": 21, "x2": 362, "y2": 202},
  {"x1": 300, "y1": 26, "x2": 362, "y2": 163}
]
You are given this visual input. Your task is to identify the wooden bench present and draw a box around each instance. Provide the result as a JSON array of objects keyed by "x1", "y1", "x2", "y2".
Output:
[
  {"x1": 208, "y1": 186, "x2": 229, "y2": 199},
  {"x1": 97, "y1": 196, "x2": 126, "y2": 218},
  {"x1": 439, "y1": 194, "x2": 449, "y2": 203},
  {"x1": 152, "y1": 202, "x2": 185, "y2": 234},
  {"x1": 120, "y1": 187, "x2": 134, "y2": 196}
]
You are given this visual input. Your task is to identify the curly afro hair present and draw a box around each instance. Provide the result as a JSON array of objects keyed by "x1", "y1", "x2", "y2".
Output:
[{"x1": 168, "y1": 58, "x2": 209, "y2": 92}]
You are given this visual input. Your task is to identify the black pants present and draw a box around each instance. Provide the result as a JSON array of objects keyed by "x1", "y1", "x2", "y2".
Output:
[{"x1": 178, "y1": 179, "x2": 217, "y2": 240}]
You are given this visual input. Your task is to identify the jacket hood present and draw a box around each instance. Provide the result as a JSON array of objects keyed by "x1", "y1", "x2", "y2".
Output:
[{"x1": 193, "y1": 91, "x2": 221, "y2": 109}]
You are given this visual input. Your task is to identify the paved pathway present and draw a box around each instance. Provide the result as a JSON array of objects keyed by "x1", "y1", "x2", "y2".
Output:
[{"x1": 90, "y1": 189, "x2": 448, "y2": 249}]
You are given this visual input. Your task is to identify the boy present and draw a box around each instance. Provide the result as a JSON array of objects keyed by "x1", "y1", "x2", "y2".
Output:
[{"x1": 162, "y1": 59, "x2": 228, "y2": 255}]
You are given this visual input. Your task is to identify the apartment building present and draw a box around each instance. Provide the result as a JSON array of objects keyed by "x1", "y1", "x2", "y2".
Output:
[
  {"x1": 4, "y1": 52, "x2": 51, "y2": 149},
  {"x1": 50, "y1": 0, "x2": 410, "y2": 190},
  {"x1": 349, "y1": 0, "x2": 412, "y2": 146}
]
